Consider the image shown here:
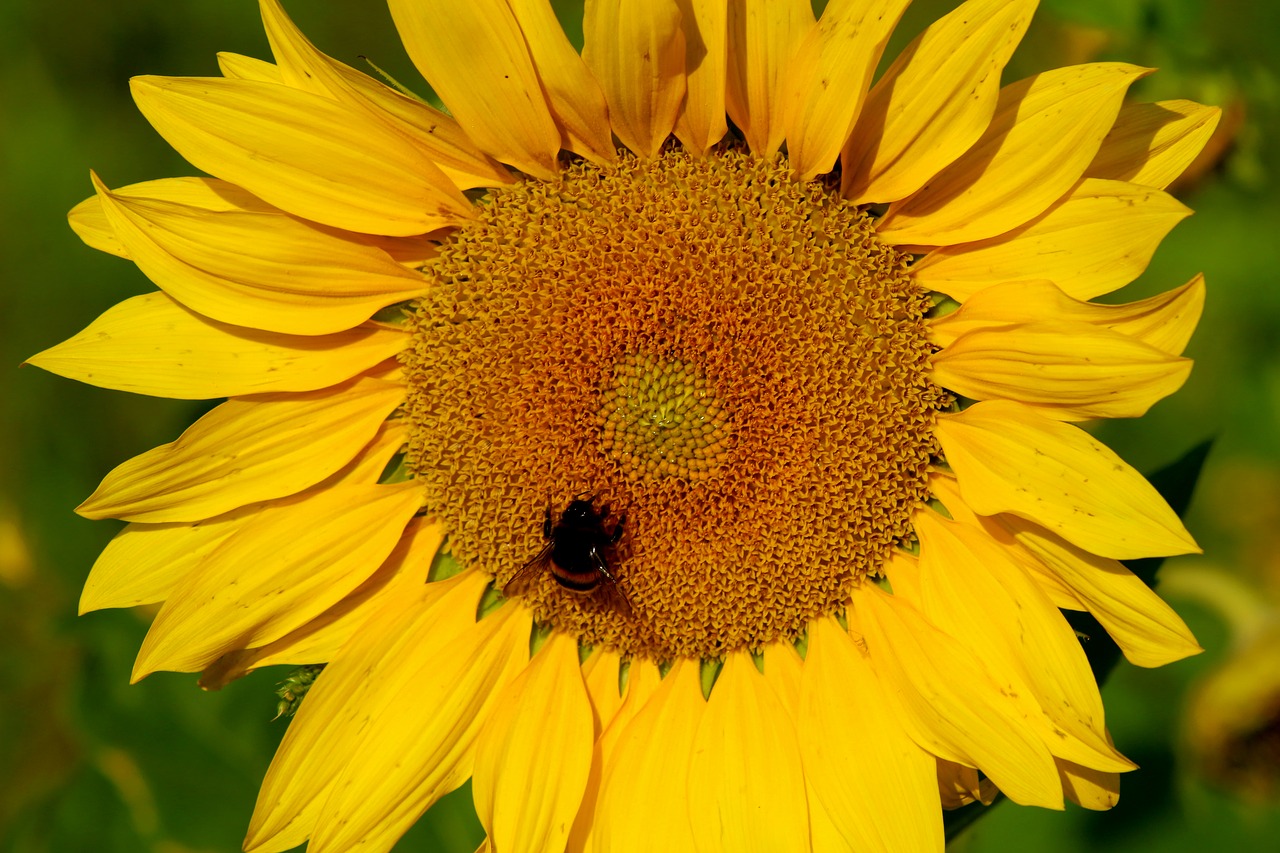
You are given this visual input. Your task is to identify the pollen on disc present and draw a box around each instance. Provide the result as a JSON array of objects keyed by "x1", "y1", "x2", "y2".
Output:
[
  {"x1": 598, "y1": 353, "x2": 731, "y2": 482},
  {"x1": 399, "y1": 146, "x2": 949, "y2": 661}
]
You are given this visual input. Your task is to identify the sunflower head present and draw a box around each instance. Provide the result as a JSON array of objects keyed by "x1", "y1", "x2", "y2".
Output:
[
  {"x1": 400, "y1": 144, "x2": 948, "y2": 659},
  {"x1": 32, "y1": 0, "x2": 1219, "y2": 850}
]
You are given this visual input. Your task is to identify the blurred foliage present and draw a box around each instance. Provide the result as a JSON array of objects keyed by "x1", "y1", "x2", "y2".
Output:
[{"x1": 2, "y1": 0, "x2": 1279, "y2": 851}]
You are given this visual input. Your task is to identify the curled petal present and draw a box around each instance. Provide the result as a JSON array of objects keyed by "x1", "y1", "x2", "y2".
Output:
[
  {"x1": 218, "y1": 51, "x2": 280, "y2": 82},
  {"x1": 929, "y1": 277, "x2": 1205, "y2": 357},
  {"x1": 70, "y1": 176, "x2": 273, "y2": 258},
  {"x1": 1057, "y1": 759, "x2": 1121, "y2": 811},
  {"x1": 932, "y1": 321, "x2": 1191, "y2": 421},
  {"x1": 937, "y1": 759, "x2": 997, "y2": 810},
  {"x1": 261, "y1": 0, "x2": 511, "y2": 190}
]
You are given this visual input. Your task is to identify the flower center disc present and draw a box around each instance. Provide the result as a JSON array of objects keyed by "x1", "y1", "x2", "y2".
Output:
[{"x1": 401, "y1": 148, "x2": 948, "y2": 660}]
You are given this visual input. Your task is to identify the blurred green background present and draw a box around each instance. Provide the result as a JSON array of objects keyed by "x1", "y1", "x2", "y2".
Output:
[{"x1": 3, "y1": 0, "x2": 1279, "y2": 850}]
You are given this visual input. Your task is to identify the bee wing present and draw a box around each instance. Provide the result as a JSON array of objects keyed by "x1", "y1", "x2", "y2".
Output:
[
  {"x1": 591, "y1": 550, "x2": 635, "y2": 619},
  {"x1": 502, "y1": 543, "x2": 553, "y2": 600}
]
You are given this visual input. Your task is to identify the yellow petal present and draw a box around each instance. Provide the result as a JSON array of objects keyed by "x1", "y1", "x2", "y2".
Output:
[
  {"x1": 1002, "y1": 514, "x2": 1203, "y2": 667},
  {"x1": 130, "y1": 76, "x2": 472, "y2": 236},
  {"x1": 90, "y1": 174, "x2": 428, "y2": 336},
  {"x1": 217, "y1": 51, "x2": 281, "y2": 83},
  {"x1": 583, "y1": 0, "x2": 686, "y2": 159},
  {"x1": 929, "y1": 277, "x2": 1206, "y2": 357},
  {"x1": 800, "y1": 616, "x2": 942, "y2": 852},
  {"x1": 203, "y1": 518, "x2": 445, "y2": 687},
  {"x1": 913, "y1": 512, "x2": 1134, "y2": 772},
  {"x1": 307, "y1": 600, "x2": 529, "y2": 853},
  {"x1": 323, "y1": 68, "x2": 514, "y2": 191},
  {"x1": 80, "y1": 517, "x2": 238, "y2": 613},
  {"x1": 507, "y1": 0, "x2": 616, "y2": 164},
  {"x1": 590, "y1": 660, "x2": 701, "y2": 852},
  {"x1": 69, "y1": 176, "x2": 274, "y2": 258},
  {"x1": 1057, "y1": 758, "x2": 1121, "y2": 810},
  {"x1": 79, "y1": 419, "x2": 406, "y2": 616},
  {"x1": 1086, "y1": 99, "x2": 1222, "y2": 190},
  {"x1": 937, "y1": 759, "x2": 997, "y2": 809},
  {"x1": 260, "y1": 0, "x2": 512, "y2": 190},
  {"x1": 26, "y1": 292, "x2": 406, "y2": 399},
  {"x1": 1097, "y1": 274, "x2": 1206, "y2": 356},
  {"x1": 71, "y1": 175, "x2": 439, "y2": 268},
  {"x1": 935, "y1": 401, "x2": 1199, "y2": 559},
  {"x1": 688, "y1": 651, "x2": 810, "y2": 851},
  {"x1": 911, "y1": 178, "x2": 1191, "y2": 301},
  {"x1": 244, "y1": 571, "x2": 491, "y2": 853},
  {"x1": 80, "y1": 377, "x2": 402, "y2": 523},
  {"x1": 842, "y1": 0, "x2": 1037, "y2": 204},
  {"x1": 853, "y1": 585, "x2": 1064, "y2": 809},
  {"x1": 473, "y1": 631, "x2": 593, "y2": 853},
  {"x1": 725, "y1": 0, "x2": 813, "y2": 157},
  {"x1": 387, "y1": 0, "x2": 561, "y2": 179},
  {"x1": 673, "y1": 0, "x2": 728, "y2": 155},
  {"x1": 762, "y1": 638, "x2": 805, "y2": 715},
  {"x1": 878, "y1": 64, "x2": 1151, "y2": 246},
  {"x1": 928, "y1": 471, "x2": 1086, "y2": 611},
  {"x1": 567, "y1": 660, "x2": 663, "y2": 853},
  {"x1": 808, "y1": 786, "x2": 857, "y2": 853},
  {"x1": 932, "y1": 320, "x2": 1192, "y2": 420},
  {"x1": 581, "y1": 648, "x2": 626, "y2": 735},
  {"x1": 782, "y1": 0, "x2": 912, "y2": 181},
  {"x1": 132, "y1": 482, "x2": 423, "y2": 679},
  {"x1": 199, "y1": 515, "x2": 438, "y2": 690}
]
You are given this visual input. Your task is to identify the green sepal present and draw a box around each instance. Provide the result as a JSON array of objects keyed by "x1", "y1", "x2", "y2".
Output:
[
  {"x1": 273, "y1": 664, "x2": 324, "y2": 720},
  {"x1": 529, "y1": 622, "x2": 553, "y2": 657},
  {"x1": 699, "y1": 657, "x2": 724, "y2": 700},
  {"x1": 426, "y1": 544, "x2": 465, "y2": 582},
  {"x1": 475, "y1": 582, "x2": 505, "y2": 621}
]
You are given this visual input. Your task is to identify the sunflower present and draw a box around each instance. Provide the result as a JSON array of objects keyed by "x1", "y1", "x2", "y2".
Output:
[{"x1": 31, "y1": 0, "x2": 1220, "y2": 850}]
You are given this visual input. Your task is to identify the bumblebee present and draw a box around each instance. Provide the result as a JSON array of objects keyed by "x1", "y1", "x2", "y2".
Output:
[{"x1": 503, "y1": 497, "x2": 633, "y2": 617}]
